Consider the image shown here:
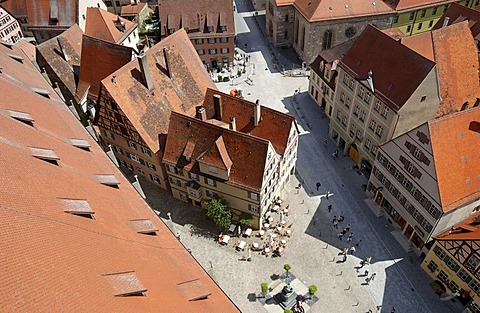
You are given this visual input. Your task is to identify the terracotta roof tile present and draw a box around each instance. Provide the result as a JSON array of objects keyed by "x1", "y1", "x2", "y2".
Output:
[
  {"x1": 26, "y1": 0, "x2": 76, "y2": 28},
  {"x1": 399, "y1": 32, "x2": 434, "y2": 61},
  {"x1": 163, "y1": 112, "x2": 269, "y2": 191},
  {"x1": 435, "y1": 212, "x2": 480, "y2": 241},
  {"x1": 36, "y1": 24, "x2": 83, "y2": 97},
  {"x1": 120, "y1": 2, "x2": 147, "y2": 17},
  {"x1": 14, "y1": 39, "x2": 36, "y2": 62},
  {"x1": 77, "y1": 35, "x2": 132, "y2": 101},
  {"x1": 432, "y1": 21, "x2": 480, "y2": 117},
  {"x1": 85, "y1": 7, "x2": 137, "y2": 44},
  {"x1": 340, "y1": 25, "x2": 435, "y2": 111},
  {"x1": 429, "y1": 106, "x2": 480, "y2": 213},
  {"x1": 202, "y1": 89, "x2": 295, "y2": 155},
  {"x1": 0, "y1": 37, "x2": 239, "y2": 312},
  {"x1": 97, "y1": 29, "x2": 216, "y2": 153},
  {"x1": 293, "y1": 0, "x2": 394, "y2": 22},
  {"x1": 0, "y1": 0, "x2": 27, "y2": 18},
  {"x1": 384, "y1": 0, "x2": 456, "y2": 12}
]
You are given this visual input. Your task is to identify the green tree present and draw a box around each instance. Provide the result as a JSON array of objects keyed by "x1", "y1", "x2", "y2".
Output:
[
  {"x1": 239, "y1": 212, "x2": 253, "y2": 228},
  {"x1": 284, "y1": 263, "x2": 292, "y2": 278},
  {"x1": 204, "y1": 197, "x2": 232, "y2": 232}
]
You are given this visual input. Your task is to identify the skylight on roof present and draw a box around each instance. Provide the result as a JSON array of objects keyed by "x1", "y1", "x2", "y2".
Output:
[
  {"x1": 7, "y1": 110, "x2": 34, "y2": 126},
  {"x1": 8, "y1": 53, "x2": 23, "y2": 63},
  {"x1": 129, "y1": 219, "x2": 158, "y2": 235},
  {"x1": 29, "y1": 147, "x2": 59, "y2": 166},
  {"x1": 96, "y1": 174, "x2": 120, "y2": 188},
  {"x1": 61, "y1": 198, "x2": 95, "y2": 219},
  {"x1": 68, "y1": 138, "x2": 91, "y2": 151},
  {"x1": 31, "y1": 87, "x2": 50, "y2": 99},
  {"x1": 0, "y1": 40, "x2": 13, "y2": 48},
  {"x1": 103, "y1": 271, "x2": 147, "y2": 297},
  {"x1": 177, "y1": 278, "x2": 211, "y2": 301}
]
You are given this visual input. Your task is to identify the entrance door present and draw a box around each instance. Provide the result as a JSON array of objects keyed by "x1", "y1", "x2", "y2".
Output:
[
  {"x1": 212, "y1": 60, "x2": 218, "y2": 68},
  {"x1": 404, "y1": 224, "x2": 414, "y2": 240},
  {"x1": 348, "y1": 144, "x2": 360, "y2": 163},
  {"x1": 339, "y1": 137, "x2": 346, "y2": 150},
  {"x1": 397, "y1": 215, "x2": 407, "y2": 230},
  {"x1": 321, "y1": 98, "x2": 326, "y2": 109},
  {"x1": 374, "y1": 192, "x2": 383, "y2": 205}
]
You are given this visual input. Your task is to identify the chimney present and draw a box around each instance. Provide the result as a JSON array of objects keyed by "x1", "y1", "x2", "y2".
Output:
[
  {"x1": 442, "y1": 17, "x2": 450, "y2": 28},
  {"x1": 213, "y1": 94, "x2": 223, "y2": 119},
  {"x1": 197, "y1": 107, "x2": 207, "y2": 121},
  {"x1": 163, "y1": 47, "x2": 170, "y2": 78},
  {"x1": 138, "y1": 54, "x2": 153, "y2": 91},
  {"x1": 230, "y1": 117, "x2": 236, "y2": 131},
  {"x1": 254, "y1": 99, "x2": 261, "y2": 126}
]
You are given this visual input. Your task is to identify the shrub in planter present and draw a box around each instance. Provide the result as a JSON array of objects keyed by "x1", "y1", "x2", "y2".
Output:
[
  {"x1": 260, "y1": 282, "x2": 269, "y2": 295},
  {"x1": 284, "y1": 310, "x2": 293, "y2": 313},
  {"x1": 284, "y1": 263, "x2": 292, "y2": 278},
  {"x1": 237, "y1": 69, "x2": 242, "y2": 76},
  {"x1": 217, "y1": 75, "x2": 223, "y2": 82},
  {"x1": 308, "y1": 285, "x2": 318, "y2": 296},
  {"x1": 223, "y1": 76, "x2": 230, "y2": 82}
]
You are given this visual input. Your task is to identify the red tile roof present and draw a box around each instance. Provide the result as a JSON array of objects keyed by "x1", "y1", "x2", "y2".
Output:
[
  {"x1": 158, "y1": 0, "x2": 234, "y2": 37},
  {"x1": 26, "y1": 0, "x2": 76, "y2": 28},
  {"x1": 432, "y1": 21, "x2": 480, "y2": 118},
  {"x1": 429, "y1": 106, "x2": 480, "y2": 213},
  {"x1": 14, "y1": 38, "x2": 36, "y2": 62},
  {"x1": 77, "y1": 35, "x2": 132, "y2": 101},
  {"x1": 384, "y1": 0, "x2": 456, "y2": 12},
  {"x1": 202, "y1": 89, "x2": 295, "y2": 155},
  {"x1": 163, "y1": 112, "x2": 270, "y2": 192},
  {"x1": 96, "y1": 29, "x2": 216, "y2": 153},
  {"x1": 340, "y1": 24, "x2": 435, "y2": 111},
  {"x1": 293, "y1": 0, "x2": 394, "y2": 22},
  {"x1": 399, "y1": 32, "x2": 434, "y2": 61},
  {"x1": 120, "y1": 2, "x2": 148, "y2": 17},
  {"x1": 433, "y1": 2, "x2": 480, "y2": 33},
  {"x1": 85, "y1": 7, "x2": 137, "y2": 44},
  {"x1": 0, "y1": 34, "x2": 239, "y2": 313},
  {"x1": 435, "y1": 212, "x2": 480, "y2": 241},
  {"x1": 35, "y1": 24, "x2": 83, "y2": 97},
  {"x1": 0, "y1": 0, "x2": 27, "y2": 18}
]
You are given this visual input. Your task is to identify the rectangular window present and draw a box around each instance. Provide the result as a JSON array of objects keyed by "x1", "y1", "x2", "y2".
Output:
[
  {"x1": 358, "y1": 87, "x2": 365, "y2": 98},
  {"x1": 221, "y1": 48, "x2": 229, "y2": 54},
  {"x1": 205, "y1": 177, "x2": 216, "y2": 187},
  {"x1": 146, "y1": 162, "x2": 156, "y2": 171},
  {"x1": 206, "y1": 190, "x2": 218, "y2": 198},
  {"x1": 376, "y1": 126, "x2": 383, "y2": 137},
  {"x1": 248, "y1": 204, "x2": 259, "y2": 213},
  {"x1": 141, "y1": 147, "x2": 152, "y2": 156},
  {"x1": 448, "y1": 281, "x2": 459, "y2": 293},
  {"x1": 112, "y1": 145, "x2": 123, "y2": 155},
  {"x1": 248, "y1": 192, "x2": 259, "y2": 201},
  {"x1": 208, "y1": 38, "x2": 216, "y2": 44},
  {"x1": 189, "y1": 172, "x2": 199, "y2": 181},
  {"x1": 420, "y1": 9, "x2": 426, "y2": 18},
  {"x1": 128, "y1": 140, "x2": 137, "y2": 149},
  {"x1": 365, "y1": 138, "x2": 372, "y2": 149},
  {"x1": 467, "y1": 255, "x2": 480, "y2": 269},
  {"x1": 409, "y1": 12, "x2": 415, "y2": 20},
  {"x1": 434, "y1": 245, "x2": 446, "y2": 260},
  {"x1": 406, "y1": 25, "x2": 411, "y2": 33},
  {"x1": 457, "y1": 269, "x2": 472, "y2": 283},
  {"x1": 369, "y1": 119, "x2": 376, "y2": 130},
  {"x1": 427, "y1": 260, "x2": 438, "y2": 272},
  {"x1": 220, "y1": 37, "x2": 228, "y2": 43},
  {"x1": 437, "y1": 270, "x2": 449, "y2": 283},
  {"x1": 129, "y1": 153, "x2": 141, "y2": 163},
  {"x1": 417, "y1": 22, "x2": 423, "y2": 30},
  {"x1": 136, "y1": 167, "x2": 145, "y2": 176},
  {"x1": 353, "y1": 105, "x2": 359, "y2": 116},
  {"x1": 195, "y1": 39, "x2": 204, "y2": 44},
  {"x1": 345, "y1": 97, "x2": 351, "y2": 108},
  {"x1": 432, "y1": 7, "x2": 438, "y2": 15},
  {"x1": 209, "y1": 49, "x2": 217, "y2": 55},
  {"x1": 359, "y1": 111, "x2": 366, "y2": 122},
  {"x1": 393, "y1": 16, "x2": 399, "y2": 24},
  {"x1": 197, "y1": 49, "x2": 205, "y2": 55},
  {"x1": 428, "y1": 20, "x2": 433, "y2": 28},
  {"x1": 374, "y1": 100, "x2": 381, "y2": 112},
  {"x1": 382, "y1": 106, "x2": 389, "y2": 118},
  {"x1": 364, "y1": 92, "x2": 371, "y2": 103},
  {"x1": 370, "y1": 145, "x2": 378, "y2": 156},
  {"x1": 150, "y1": 174, "x2": 160, "y2": 184},
  {"x1": 208, "y1": 165, "x2": 218, "y2": 173},
  {"x1": 126, "y1": 163, "x2": 134, "y2": 171},
  {"x1": 446, "y1": 258, "x2": 459, "y2": 272},
  {"x1": 470, "y1": 280, "x2": 480, "y2": 293}
]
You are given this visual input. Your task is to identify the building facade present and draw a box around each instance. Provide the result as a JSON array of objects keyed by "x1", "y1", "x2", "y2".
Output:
[
  {"x1": 421, "y1": 215, "x2": 480, "y2": 313},
  {"x1": 158, "y1": 0, "x2": 235, "y2": 70},
  {"x1": 0, "y1": 5, "x2": 22, "y2": 43},
  {"x1": 367, "y1": 107, "x2": 480, "y2": 255},
  {"x1": 163, "y1": 91, "x2": 298, "y2": 229}
]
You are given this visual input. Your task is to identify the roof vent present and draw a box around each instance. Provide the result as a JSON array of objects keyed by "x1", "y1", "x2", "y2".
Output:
[
  {"x1": 138, "y1": 54, "x2": 153, "y2": 91},
  {"x1": 129, "y1": 219, "x2": 158, "y2": 235},
  {"x1": 8, "y1": 53, "x2": 23, "y2": 63},
  {"x1": 103, "y1": 271, "x2": 147, "y2": 297},
  {"x1": 30, "y1": 147, "x2": 59, "y2": 166},
  {"x1": 329, "y1": 6, "x2": 332, "y2": 10},
  {"x1": 8, "y1": 110, "x2": 34, "y2": 127},
  {"x1": 61, "y1": 198, "x2": 95, "y2": 219},
  {"x1": 68, "y1": 138, "x2": 91, "y2": 151},
  {"x1": 345, "y1": 5, "x2": 348, "y2": 8},
  {"x1": 96, "y1": 174, "x2": 120, "y2": 188},
  {"x1": 32, "y1": 88, "x2": 51, "y2": 99}
]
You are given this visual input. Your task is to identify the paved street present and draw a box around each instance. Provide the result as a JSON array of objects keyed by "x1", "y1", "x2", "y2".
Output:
[{"x1": 139, "y1": 1, "x2": 457, "y2": 312}]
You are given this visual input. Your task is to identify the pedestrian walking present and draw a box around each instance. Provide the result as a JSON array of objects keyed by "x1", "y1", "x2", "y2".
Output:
[
  {"x1": 349, "y1": 246, "x2": 356, "y2": 255},
  {"x1": 345, "y1": 224, "x2": 351, "y2": 232},
  {"x1": 338, "y1": 233, "x2": 343, "y2": 241},
  {"x1": 359, "y1": 260, "x2": 365, "y2": 269},
  {"x1": 365, "y1": 276, "x2": 371, "y2": 285},
  {"x1": 334, "y1": 149, "x2": 339, "y2": 158},
  {"x1": 341, "y1": 228, "x2": 347, "y2": 235},
  {"x1": 342, "y1": 247, "x2": 348, "y2": 255},
  {"x1": 348, "y1": 233, "x2": 354, "y2": 243},
  {"x1": 342, "y1": 254, "x2": 347, "y2": 262},
  {"x1": 366, "y1": 256, "x2": 372, "y2": 265},
  {"x1": 326, "y1": 191, "x2": 330, "y2": 199},
  {"x1": 323, "y1": 139, "x2": 327, "y2": 147},
  {"x1": 333, "y1": 220, "x2": 338, "y2": 229},
  {"x1": 316, "y1": 181, "x2": 321, "y2": 191},
  {"x1": 332, "y1": 216, "x2": 337, "y2": 223},
  {"x1": 355, "y1": 240, "x2": 362, "y2": 247},
  {"x1": 364, "y1": 269, "x2": 369, "y2": 276},
  {"x1": 339, "y1": 215, "x2": 344, "y2": 222},
  {"x1": 328, "y1": 204, "x2": 332, "y2": 212},
  {"x1": 390, "y1": 307, "x2": 395, "y2": 313}
]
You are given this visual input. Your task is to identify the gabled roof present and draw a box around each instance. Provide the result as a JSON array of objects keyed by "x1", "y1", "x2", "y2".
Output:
[
  {"x1": 163, "y1": 112, "x2": 270, "y2": 192},
  {"x1": 429, "y1": 106, "x2": 480, "y2": 213},
  {"x1": 96, "y1": 29, "x2": 216, "y2": 153},
  {"x1": 435, "y1": 212, "x2": 480, "y2": 241},
  {"x1": 340, "y1": 24, "x2": 435, "y2": 111},
  {"x1": 85, "y1": 7, "x2": 137, "y2": 44},
  {"x1": 158, "y1": 0, "x2": 234, "y2": 36},
  {"x1": 198, "y1": 136, "x2": 233, "y2": 171},
  {"x1": 433, "y1": 2, "x2": 480, "y2": 35},
  {"x1": 431, "y1": 21, "x2": 480, "y2": 118},
  {"x1": 77, "y1": 35, "x2": 132, "y2": 101},
  {"x1": 202, "y1": 89, "x2": 295, "y2": 155},
  {"x1": 26, "y1": 0, "x2": 76, "y2": 28},
  {"x1": 383, "y1": 0, "x2": 456, "y2": 12},
  {"x1": 293, "y1": 0, "x2": 394, "y2": 22},
  {"x1": 36, "y1": 24, "x2": 83, "y2": 96},
  {"x1": 0, "y1": 35, "x2": 238, "y2": 313},
  {"x1": 120, "y1": 2, "x2": 148, "y2": 17}
]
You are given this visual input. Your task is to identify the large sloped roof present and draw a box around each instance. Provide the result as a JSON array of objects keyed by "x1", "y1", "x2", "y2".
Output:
[
  {"x1": 0, "y1": 36, "x2": 238, "y2": 312},
  {"x1": 429, "y1": 106, "x2": 480, "y2": 213},
  {"x1": 435, "y1": 212, "x2": 480, "y2": 241},
  {"x1": 340, "y1": 24, "x2": 435, "y2": 111},
  {"x1": 163, "y1": 112, "x2": 269, "y2": 192},
  {"x1": 26, "y1": 0, "x2": 76, "y2": 28},
  {"x1": 384, "y1": 0, "x2": 457, "y2": 12},
  {"x1": 97, "y1": 29, "x2": 216, "y2": 153},
  {"x1": 85, "y1": 7, "x2": 137, "y2": 44},
  {"x1": 202, "y1": 89, "x2": 295, "y2": 156}
]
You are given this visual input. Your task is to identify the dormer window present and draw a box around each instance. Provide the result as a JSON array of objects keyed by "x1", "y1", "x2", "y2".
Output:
[
  {"x1": 8, "y1": 110, "x2": 34, "y2": 126},
  {"x1": 62, "y1": 198, "x2": 95, "y2": 219},
  {"x1": 30, "y1": 147, "x2": 59, "y2": 166},
  {"x1": 169, "y1": 28, "x2": 175, "y2": 34},
  {"x1": 207, "y1": 26, "x2": 214, "y2": 32},
  {"x1": 96, "y1": 174, "x2": 120, "y2": 188},
  {"x1": 32, "y1": 88, "x2": 50, "y2": 99},
  {"x1": 8, "y1": 53, "x2": 23, "y2": 63},
  {"x1": 129, "y1": 219, "x2": 158, "y2": 235},
  {"x1": 103, "y1": 271, "x2": 147, "y2": 297},
  {"x1": 68, "y1": 138, "x2": 91, "y2": 151},
  {"x1": 208, "y1": 165, "x2": 218, "y2": 174}
]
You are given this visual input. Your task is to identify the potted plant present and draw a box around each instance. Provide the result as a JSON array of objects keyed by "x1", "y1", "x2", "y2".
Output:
[
  {"x1": 260, "y1": 282, "x2": 269, "y2": 298},
  {"x1": 308, "y1": 285, "x2": 318, "y2": 298},
  {"x1": 284, "y1": 263, "x2": 292, "y2": 278},
  {"x1": 284, "y1": 309, "x2": 293, "y2": 313}
]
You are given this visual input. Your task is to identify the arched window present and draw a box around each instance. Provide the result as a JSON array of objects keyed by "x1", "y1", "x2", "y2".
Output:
[{"x1": 323, "y1": 30, "x2": 333, "y2": 50}]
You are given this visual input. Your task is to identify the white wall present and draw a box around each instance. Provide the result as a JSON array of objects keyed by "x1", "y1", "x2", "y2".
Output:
[{"x1": 78, "y1": 0, "x2": 107, "y2": 31}]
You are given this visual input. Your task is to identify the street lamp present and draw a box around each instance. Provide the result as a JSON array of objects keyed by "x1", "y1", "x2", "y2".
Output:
[{"x1": 166, "y1": 212, "x2": 180, "y2": 238}]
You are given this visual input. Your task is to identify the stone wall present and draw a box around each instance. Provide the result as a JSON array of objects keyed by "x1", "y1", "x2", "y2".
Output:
[{"x1": 266, "y1": 0, "x2": 294, "y2": 47}]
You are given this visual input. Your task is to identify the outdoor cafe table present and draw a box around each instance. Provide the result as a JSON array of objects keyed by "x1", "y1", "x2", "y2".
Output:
[
  {"x1": 252, "y1": 242, "x2": 259, "y2": 249},
  {"x1": 244, "y1": 228, "x2": 253, "y2": 237},
  {"x1": 237, "y1": 240, "x2": 247, "y2": 250},
  {"x1": 221, "y1": 235, "x2": 230, "y2": 244}
]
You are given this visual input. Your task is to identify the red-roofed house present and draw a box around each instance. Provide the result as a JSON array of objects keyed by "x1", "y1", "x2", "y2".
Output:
[
  {"x1": 367, "y1": 106, "x2": 480, "y2": 255},
  {"x1": 0, "y1": 29, "x2": 239, "y2": 313},
  {"x1": 162, "y1": 90, "x2": 299, "y2": 229},
  {"x1": 421, "y1": 213, "x2": 480, "y2": 311}
]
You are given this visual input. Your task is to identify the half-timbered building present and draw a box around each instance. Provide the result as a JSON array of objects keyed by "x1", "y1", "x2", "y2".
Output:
[
  {"x1": 422, "y1": 213, "x2": 480, "y2": 312},
  {"x1": 94, "y1": 29, "x2": 216, "y2": 189}
]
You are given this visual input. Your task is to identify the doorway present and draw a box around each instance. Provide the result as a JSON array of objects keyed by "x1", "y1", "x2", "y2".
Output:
[
  {"x1": 404, "y1": 224, "x2": 413, "y2": 240},
  {"x1": 348, "y1": 143, "x2": 360, "y2": 163}
]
